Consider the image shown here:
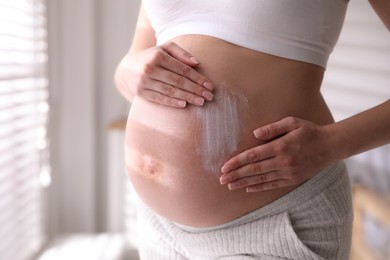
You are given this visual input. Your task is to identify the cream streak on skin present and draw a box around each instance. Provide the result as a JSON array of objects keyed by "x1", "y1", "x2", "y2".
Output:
[{"x1": 195, "y1": 87, "x2": 249, "y2": 173}]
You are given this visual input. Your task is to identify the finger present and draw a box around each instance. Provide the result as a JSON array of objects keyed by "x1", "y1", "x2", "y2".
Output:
[
  {"x1": 253, "y1": 117, "x2": 301, "y2": 140},
  {"x1": 155, "y1": 68, "x2": 213, "y2": 102},
  {"x1": 161, "y1": 42, "x2": 201, "y2": 67},
  {"x1": 221, "y1": 145, "x2": 274, "y2": 174},
  {"x1": 220, "y1": 159, "x2": 276, "y2": 184},
  {"x1": 143, "y1": 76, "x2": 208, "y2": 106},
  {"x1": 246, "y1": 179, "x2": 291, "y2": 192},
  {"x1": 153, "y1": 45, "x2": 213, "y2": 92},
  {"x1": 146, "y1": 47, "x2": 212, "y2": 92},
  {"x1": 159, "y1": 51, "x2": 213, "y2": 91},
  {"x1": 227, "y1": 171, "x2": 282, "y2": 190},
  {"x1": 143, "y1": 89, "x2": 187, "y2": 108}
]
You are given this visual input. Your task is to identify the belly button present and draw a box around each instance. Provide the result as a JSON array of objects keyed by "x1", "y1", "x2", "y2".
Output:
[{"x1": 141, "y1": 155, "x2": 160, "y2": 176}]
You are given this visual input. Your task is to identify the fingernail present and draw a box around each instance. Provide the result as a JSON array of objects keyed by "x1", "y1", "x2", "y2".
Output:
[
  {"x1": 178, "y1": 100, "x2": 186, "y2": 107},
  {"x1": 253, "y1": 129, "x2": 264, "y2": 138},
  {"x1": 203, "y1": 81, "x2": 213, "y2": 91},
  {"x1": 219, "y1": 175, "x2": 232, "y2": 185},
  {"x1": 194, "y1": 97, "x2": 204, "y2": 106},
  {"x1": 202, "y1": 91, "x2": 213, "y2": 101},
  {"x1": 190, "y1": 56, "x2": 200, "y2": 64},
  {"x1": 221, "y1": 165, "x2": 228, "y2": 174},
  {"x1": 228, "y1": 183, "x2": 240, "y2": 190}
]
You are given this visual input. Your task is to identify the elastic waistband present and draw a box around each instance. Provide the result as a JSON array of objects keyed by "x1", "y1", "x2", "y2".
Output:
[{"x1": 174, "y1": 161, "x2": 347, "y2": 233}]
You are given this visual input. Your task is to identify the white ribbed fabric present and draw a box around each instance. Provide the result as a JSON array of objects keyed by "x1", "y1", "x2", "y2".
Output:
[{"x1": 136, "y1": 162, "x2": 352, "y2": 260}]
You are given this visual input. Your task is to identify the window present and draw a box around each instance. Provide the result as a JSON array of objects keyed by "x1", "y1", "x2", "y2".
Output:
[
  {"x1": 0, "y1": 0, "x2": 49, "y2": 259},
  {"x1": 322, "y1": 0, "x2": 390, "y2": 191}
]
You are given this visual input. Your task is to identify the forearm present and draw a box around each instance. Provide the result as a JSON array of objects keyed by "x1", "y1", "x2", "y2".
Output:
[
  {"x1": 327, "y1": 99, "x2": 390, "y2": 161},
  {"x1": 114, "y1": 5, "x2": 156, "y2": 102},
  {"x1": 369, "y1": 0, "x2": 390, "y2": 31},
  {"x1": 327, "y1": 0, "x2": 390, "y2": 162},
  {"x1": 219, "y1": 99, "x2": 389, "y2": 191},
  {"x1": 114, "y1": 34, "x2": 156, "y2": 103},
  {"x1": 114, "y1": 61, "x2": 135, "y2": 102}
]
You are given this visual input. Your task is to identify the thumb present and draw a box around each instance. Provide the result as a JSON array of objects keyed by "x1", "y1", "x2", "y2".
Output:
[{"x1": 254, "y1": 117, "x2": 300, "y2": 140}]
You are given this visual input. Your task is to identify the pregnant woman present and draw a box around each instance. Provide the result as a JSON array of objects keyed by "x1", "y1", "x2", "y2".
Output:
[{"x1": 115, "y1": 1, "x2": 390, "y2": 259}]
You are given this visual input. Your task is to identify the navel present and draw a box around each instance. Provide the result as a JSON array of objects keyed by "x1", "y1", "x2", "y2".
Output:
[{"x1": 141, "y1": 154, "x2": 161, "y2": 176}]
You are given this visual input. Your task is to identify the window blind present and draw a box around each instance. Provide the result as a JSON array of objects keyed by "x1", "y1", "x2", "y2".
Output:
[
  {"x1": 322, "y1": 0, "x2": 390, "y2": 192},
  {"x1": 0, "y1": 0, "x2": 49, "y2": 259}
]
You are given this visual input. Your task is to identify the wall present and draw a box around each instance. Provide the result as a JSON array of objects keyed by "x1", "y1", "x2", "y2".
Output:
[
  {"x1": 95, "y1": 0, "x2": 140, "y2": 231},
  {"x1": 47, "y1": 0, "x2": 140, "y2": 235}
]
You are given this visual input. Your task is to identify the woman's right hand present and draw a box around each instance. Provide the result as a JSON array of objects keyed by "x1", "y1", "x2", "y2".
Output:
[{"x1": 118, "y1": 42, "x2": 214, "y2": 108}]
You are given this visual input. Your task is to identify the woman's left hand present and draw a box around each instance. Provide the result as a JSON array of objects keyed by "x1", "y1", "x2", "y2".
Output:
[{"x1": 219, "y1": 117, "x2": 336, "y2": 192}]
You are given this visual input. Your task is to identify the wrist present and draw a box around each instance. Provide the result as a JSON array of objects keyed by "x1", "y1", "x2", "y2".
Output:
[
  {"x1": 322, "y1": 121, "x2": 355, "y2": 162},
  {"x1": 323, "y1": 100, "x2": 390, "y2": 160}
]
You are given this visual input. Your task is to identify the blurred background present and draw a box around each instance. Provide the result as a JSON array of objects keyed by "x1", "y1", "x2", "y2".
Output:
[{"x1": 0, "y1": 0, "x2": 388, "y2": 259}]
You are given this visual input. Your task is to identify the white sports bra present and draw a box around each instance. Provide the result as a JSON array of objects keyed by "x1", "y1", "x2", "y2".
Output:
[{"x1": 142, "y1": 0, "x2": 349, "y2": 68}]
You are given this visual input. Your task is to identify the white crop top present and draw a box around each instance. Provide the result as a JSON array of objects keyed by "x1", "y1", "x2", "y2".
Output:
[{"x1": 142, "y1": 0, "x2": 349, "y2": 68}]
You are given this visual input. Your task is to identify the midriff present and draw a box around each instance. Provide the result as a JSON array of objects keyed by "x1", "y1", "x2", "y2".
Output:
[{"x1": 125, "y1": 35, "x2": 334, "y2": 227}]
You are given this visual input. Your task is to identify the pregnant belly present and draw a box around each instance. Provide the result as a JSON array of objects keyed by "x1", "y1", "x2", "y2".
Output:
[
  {"x1": 125, "y1": 89, "x2": 298, "y2": 227},
  {"x1": 125, "y1": 35, "x2": 330, "y2": 227}
]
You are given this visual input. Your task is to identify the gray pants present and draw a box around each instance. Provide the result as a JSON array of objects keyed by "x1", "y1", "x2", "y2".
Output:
[{"x1": 136, "y1": 162, "x2": 353, "y2": 260}]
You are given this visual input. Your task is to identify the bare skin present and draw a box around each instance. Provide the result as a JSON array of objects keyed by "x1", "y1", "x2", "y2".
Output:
[{"x1": 115, "y1": 3, "x2": 390, "y2": 227}]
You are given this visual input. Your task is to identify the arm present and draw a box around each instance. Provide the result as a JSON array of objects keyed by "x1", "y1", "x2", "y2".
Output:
[
  {"x1": 328, "y1": 100, "x2": 390, "y2": 160},
  {"x1": 114, "y1": 5, "x2": 156, "y2": 101},
  {"x1": 369, "y1": 0, "x2": 390, "y2": 31},
  {"x1": 114, "y1": 5, "x2": 213, "y2": 106},
  {"x1": 220, "y1": 102, "x2": 390, "y2": 193},
  {"x1": 219, "y1": 3, "x2": 390, "y2": 192},
  {"x1": 319, "y1": 0, "x2": 390, "y2": 158}
]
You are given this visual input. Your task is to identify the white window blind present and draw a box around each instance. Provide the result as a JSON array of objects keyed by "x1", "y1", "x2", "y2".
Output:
[
  {"x1": 322, "y1": 0, "x2": 390, "y2": 192},
  {"x1": 0, "y1": 0, "x2": 49, "y2": 260}
]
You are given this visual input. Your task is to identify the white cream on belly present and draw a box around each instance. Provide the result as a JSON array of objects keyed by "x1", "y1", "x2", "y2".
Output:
[{"x1": 195, "y1": 87, "x2": 248, "y2": 173}]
